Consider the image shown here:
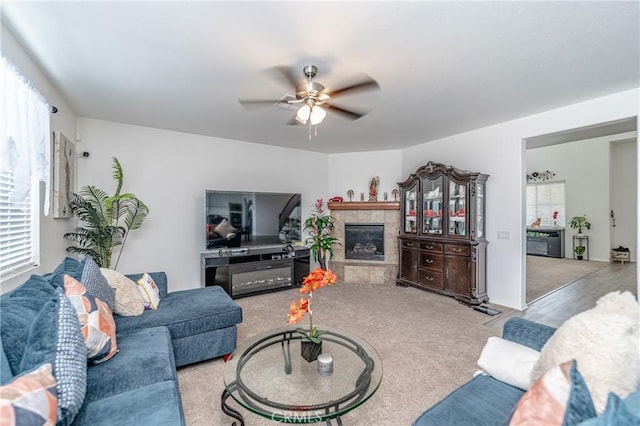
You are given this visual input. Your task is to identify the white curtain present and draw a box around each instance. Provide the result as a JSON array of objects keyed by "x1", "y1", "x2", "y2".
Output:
[{"x1": 0, "y1": 56, "x2": 51, "y2": 214}]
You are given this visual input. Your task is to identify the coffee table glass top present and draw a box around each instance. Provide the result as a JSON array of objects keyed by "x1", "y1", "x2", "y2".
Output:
[{"x1": 223, "y1": 326, "x2": 383, "y2": 423}]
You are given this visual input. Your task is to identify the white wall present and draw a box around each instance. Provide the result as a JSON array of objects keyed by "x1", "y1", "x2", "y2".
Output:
[
  {"x1": 1, "y1": 25, "x2": 78, "y2": 292},
  {"x1": 75, "y1": 118, "x2": 328, "y2": 291},
  {"x1": 401, "y1": 89, "x2": 639, "y2": 310},
  {"x1": 527, "y1": 135, "x2": 636, "y2": 261},
  {"x1": 328, "y1": 150, "x2": 404, "y2": 201}
]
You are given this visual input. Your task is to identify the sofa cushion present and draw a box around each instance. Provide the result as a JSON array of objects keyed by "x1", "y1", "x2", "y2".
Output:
[
  {"x1": 115, "y1": 286, "x2": 242, "y2": 339},
  {"x1": 84, "y1": 327, "x2": 176, "y2": 404},
  {"x1": 0, "y1": 275, "x2": 57, "y2": 376},
  {"x1": 19, "y1": 288, "x2": 87, "y2": 426},
  {"x1": 412, "y1": 375, "x2": 525, "y2": 426},
  {"x1": 0, "y1": 363, "x2": 57, "y2": 426},
  {"x1": 503, "y1": 317, "x2": 556, "y2": 351},
  {"x1": 63, "y1": 275, "x2": 118, "y2": 364},
  {"x1": 99, "y1": 268, "x2": 145, "y2": 316},
  {"x1": 510, "y1": 360, "x2": 596, "y2": 426},
  {"x1": 72, "y1": 381, "x2": 184, "y2": 426}
]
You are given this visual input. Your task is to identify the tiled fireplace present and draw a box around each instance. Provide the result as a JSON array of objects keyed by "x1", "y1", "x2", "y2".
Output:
[
  {"x1": 344, "y1": 223, "x2": 385, "y2": 261},
  {"x1": 328, "y1": 202, "x2": 399, "y2": 285}
]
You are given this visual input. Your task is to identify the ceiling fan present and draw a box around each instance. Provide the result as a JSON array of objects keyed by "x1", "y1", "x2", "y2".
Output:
[{"x1": 238, "y1": 65, "x2": 379, "y2": 131}]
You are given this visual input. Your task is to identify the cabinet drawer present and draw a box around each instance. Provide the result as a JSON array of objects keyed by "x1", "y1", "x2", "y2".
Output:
[
  {"x1": 419, "y1": 242, "x2": 443, "y2": 253},
  {"x1": 401, "y1": 239, "x2": 418, "y2": 249},
  {"x1": 418, "y1": 269, "x2": 443, "y2": 288},
  {"x1": 445, "y1": 245, "x2": 469, "y2": 256},
  {"x1": 419, "y1": 253, "x2": 443, "y2": 271}
]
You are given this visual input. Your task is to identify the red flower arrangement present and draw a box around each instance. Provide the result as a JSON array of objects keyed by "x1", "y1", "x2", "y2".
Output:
[
  {"x1": 287, "y1": 268, "x2": 337, "y2": 343},
  {"x1": 553, "y1": 211, "x2": 559, "y2": 220}
]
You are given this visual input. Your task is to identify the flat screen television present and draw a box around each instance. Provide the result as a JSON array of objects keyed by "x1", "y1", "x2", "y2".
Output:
[{"x1": 205, "y1": 190, "x2": 302, "y2": 250}]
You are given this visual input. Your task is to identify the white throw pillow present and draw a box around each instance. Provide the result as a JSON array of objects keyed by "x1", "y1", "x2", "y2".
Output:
[
  {"x1": 99, "y1": 268, "x2": 145, "y2": 316},
  {"x1": 477, "y1": 336, "x2": 540, "y2": 390},
  {"x1": 531, "y1": 291, "x2": 640, "y2": 414},
  {"x1": 136, "y1": 273, "x2": 161, "y2": 310}
]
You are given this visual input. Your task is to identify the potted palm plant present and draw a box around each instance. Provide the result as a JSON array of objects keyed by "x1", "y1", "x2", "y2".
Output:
[
  {"x1": 569, "y1": 215, "x2": 591, "y2": 234},
  {"x1": 64, "y1": 157, "x2": 148, "y2": 269}
]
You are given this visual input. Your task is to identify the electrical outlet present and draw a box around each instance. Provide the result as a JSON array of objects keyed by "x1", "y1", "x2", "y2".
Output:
[{"x1": 497, "y1": 231, "x2": 511, "y2": 240}]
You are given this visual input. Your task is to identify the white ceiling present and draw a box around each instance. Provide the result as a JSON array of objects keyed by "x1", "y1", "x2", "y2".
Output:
[{"x1": 2, "y1": 1, "x2": 638, "y2": 154}]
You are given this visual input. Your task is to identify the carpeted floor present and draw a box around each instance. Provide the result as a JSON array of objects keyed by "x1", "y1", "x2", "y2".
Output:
[
  {"x1": 177, "y1": 282, "x2": 497, "y2": 425},
  {"x1": 526, "y1": 256, "x2": 609, "y2": 302}
]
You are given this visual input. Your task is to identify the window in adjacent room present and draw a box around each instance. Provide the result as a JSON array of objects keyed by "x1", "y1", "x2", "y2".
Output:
[
  {"x1": 0, "y1": 56, "x2": 51, "y2": 279},
  {"x1": 526, "y1": 182, "x2": 566, "y2": 227}
]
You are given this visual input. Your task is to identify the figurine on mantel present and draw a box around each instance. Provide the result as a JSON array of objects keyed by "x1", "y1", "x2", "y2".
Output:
[
  {"x1": 347, "y1": 189, "x2": 354, "y2": 201},
  {"x1": 530, "y1": 218, "x2": 542, "y2": 228},
  {"x1": 369, "y1": 176, "x2": 380, "y2": 202}
]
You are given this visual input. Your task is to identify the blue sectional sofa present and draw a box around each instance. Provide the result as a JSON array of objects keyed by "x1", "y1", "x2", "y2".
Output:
[
  {"x1": 0, "y1": 264, "x2": 242, "y2": 426},
  {"x1": 414, "y1": 317, "x2": 640, "y2": 425}
]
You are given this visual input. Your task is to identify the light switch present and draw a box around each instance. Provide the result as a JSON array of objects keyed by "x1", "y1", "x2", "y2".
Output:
[{"x1": 497, "y1": 231, "x2": 511, "y2": 240}]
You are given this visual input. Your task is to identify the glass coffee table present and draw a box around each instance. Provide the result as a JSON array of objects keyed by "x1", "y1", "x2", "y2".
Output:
[{"x1": 221, "y1": 326, "x2": 382, "y2": 425}]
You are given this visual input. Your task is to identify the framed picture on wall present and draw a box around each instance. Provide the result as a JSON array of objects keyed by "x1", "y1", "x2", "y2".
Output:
[{"x1": 53, "y1": 131, "x2": 75, "y2": 218}]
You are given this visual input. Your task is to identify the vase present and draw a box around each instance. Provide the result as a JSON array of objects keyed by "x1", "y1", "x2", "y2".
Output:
[{"x1": 301, "y1": 340, "x2": 322, "y2": 362}]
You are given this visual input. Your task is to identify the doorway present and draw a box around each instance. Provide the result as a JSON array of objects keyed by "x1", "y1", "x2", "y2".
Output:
[{"x1": 524, "y1": 118, "x2": 637, "y2": 304}]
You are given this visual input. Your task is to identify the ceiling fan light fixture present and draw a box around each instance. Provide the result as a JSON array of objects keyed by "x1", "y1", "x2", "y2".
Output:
[
  {"x1": 310, "y1": 106, "x2": 326, "y2": 125},
  {"x1": 296, "y1": 104, "x2": 311, "y2": 124}
]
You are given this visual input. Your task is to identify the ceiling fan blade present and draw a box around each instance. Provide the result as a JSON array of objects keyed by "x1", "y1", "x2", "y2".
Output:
[
  {"x1": 264, "y1": 65, "x2": 300, "y2": 89},
  {"x1": 327, "y1": 76, "x2": 380, "y2": 98},
  {"x1": 238, "y1": 99, "x2": 286, "y2": 108},
  {"x1": 323, "y1": 103, "x2": 367, "y2": 120}
]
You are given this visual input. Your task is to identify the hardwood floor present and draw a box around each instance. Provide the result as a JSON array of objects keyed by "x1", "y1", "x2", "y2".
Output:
[{"x1": 485, "y1": 261, "x2": 637, "y2": 332}]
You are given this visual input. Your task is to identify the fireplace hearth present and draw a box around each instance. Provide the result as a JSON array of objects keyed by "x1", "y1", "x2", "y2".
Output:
[{"x1": 345, "y1": 223, "x2": 384, "y2": 261}]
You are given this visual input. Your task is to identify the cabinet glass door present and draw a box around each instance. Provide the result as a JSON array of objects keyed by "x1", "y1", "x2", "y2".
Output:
[
  {"x1": 448, "y1": 181, "x2": 466, "y2": 236},
  {"x1": 476, "y1": 182, "x2": 485, "y2": 239},
  {"x1": 404, "y1": 183, "x2": 418, "y2": 233},
  {"x1": 422, "y1": 176, "x2": 443, "y2": 234}
]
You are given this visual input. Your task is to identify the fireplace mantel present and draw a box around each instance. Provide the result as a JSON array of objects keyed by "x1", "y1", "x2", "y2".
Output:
[{"x1": 328, "y1": 201, "x2": 399, "y2": 211}]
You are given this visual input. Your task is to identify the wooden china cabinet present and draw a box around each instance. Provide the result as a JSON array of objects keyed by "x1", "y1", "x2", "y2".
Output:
[{"x1": 397, "y1": 161, "x2": 489, "y2": 305}]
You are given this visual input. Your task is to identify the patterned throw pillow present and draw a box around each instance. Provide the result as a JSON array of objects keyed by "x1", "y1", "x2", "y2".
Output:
[
  {"x1": 510, "y1": 360, "x2": 596, "y2": 426},
  {"x1": 136, "y1": 273, "x2": 161, "y2": 310},
  {"x1": 19, "y1": 288, "x2": 87, "y2": 426},
  {"x1": 0, "y1": 363, "x2": 57, "y2": 426},
  {"x1": 99, "y1": 268, "x2": 145, "y2": 316},
  {"x1": 78, "y1": 257, "x2": 115, "y2": 312},
  {"x1": 63, "y1": 275, "x2": 118, "y2": 364}
]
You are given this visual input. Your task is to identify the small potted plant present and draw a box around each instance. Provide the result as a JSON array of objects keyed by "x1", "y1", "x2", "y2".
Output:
[
  {"x1": 569, "y1": 215, "x2": 591, "y2": 234},
  {"x1": 575, "y1": 245, "x2": 586, "y2": 260},
  {"x1": 287, "y1": 268, "x2": 337, "y2": 362}
]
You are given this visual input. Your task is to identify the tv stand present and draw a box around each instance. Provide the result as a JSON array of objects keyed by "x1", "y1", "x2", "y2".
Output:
[{"x1": 200, "y1": 245, "x2": 310, "y2": 298}]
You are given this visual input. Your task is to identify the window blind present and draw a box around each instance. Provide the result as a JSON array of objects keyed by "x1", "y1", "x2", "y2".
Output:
[
  {"x1": 0, "y1": 171, "x2": 37, "y2": 277},
  {"x1": 1, "y1": 56, "x2": 49, "y2": 279}
]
